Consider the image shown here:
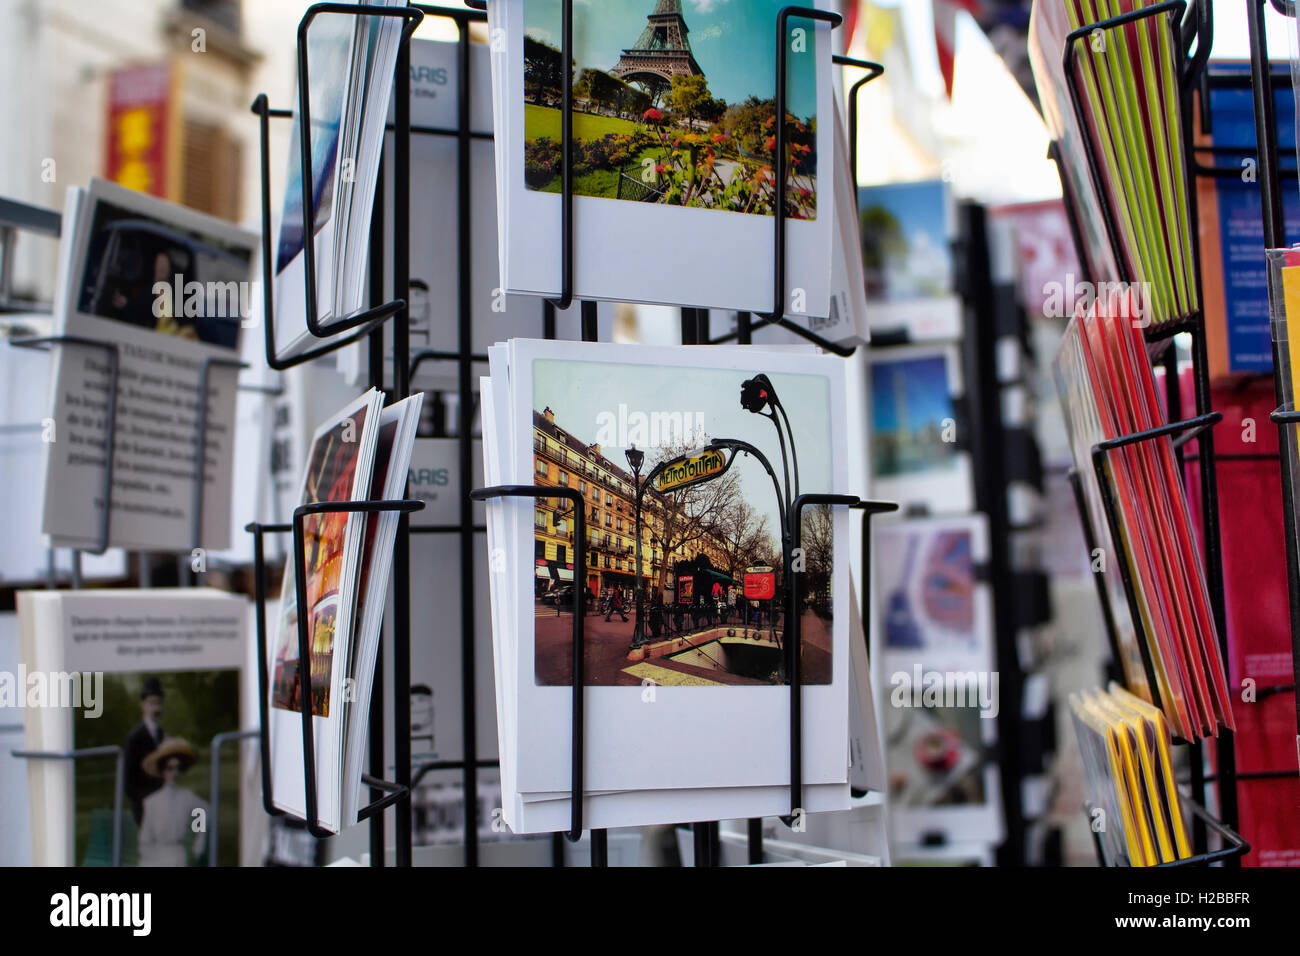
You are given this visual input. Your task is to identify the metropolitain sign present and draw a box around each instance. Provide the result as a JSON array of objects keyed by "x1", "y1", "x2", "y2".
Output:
[{"x1": 654, "y1": 448, "x2": 731, "y2": 493}]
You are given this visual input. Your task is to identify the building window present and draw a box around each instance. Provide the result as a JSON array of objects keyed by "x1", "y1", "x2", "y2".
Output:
[
  {"x1": 535, "y1": 540, "x2": 546, "y2": 559},
  {"x1": 616, "y1": 518, "x2": 623, "y2": 532},
  {"x1": 579, "y1": 480, "x2": 587, "y2": 495},
  {"x1": 557, "y1": 545, "x2": 566, "y2": 564},
  {"x1": 534, "y1": 510, "x2": 547, "y2": 529},
  {"x1": 604, "y1": 515, "x2": 611, "y2": 527},
  {"x1": 535, "y1": 459, "x2": 548, "y2": 478},
  {"x1": 603, "y1": 534, "x2": 611, "y2": 546},
  {"x1": 558, "y1": 471, "x2": 569, "y2": 487}
]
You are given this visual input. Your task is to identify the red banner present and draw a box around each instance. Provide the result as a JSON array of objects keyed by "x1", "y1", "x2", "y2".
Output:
[{"x1": 105, "y1": 64, "x2": 175, "y2": 198}]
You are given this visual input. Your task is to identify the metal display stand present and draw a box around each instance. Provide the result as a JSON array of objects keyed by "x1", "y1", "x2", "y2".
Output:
[
  {"x1": 9, "y1": 745, "x2": 124, "y2": 867},
  {"x1": 460, "y1": 1, "x2": 889, "y2": 867},
  {"x1": 1247, "y1": 0, "x2": 1300, "y2": 788},
  {"x1": 3, "y1": 205, "x2": 258, "y2": 866},
  {"x1": 1084, "y1": 796, "x2": 1249, "y2": 867},
  {"x1": 1050, "y1": 0, "x2": 1251, "y2": 863},
  {"x1": 246, "y1": 499, "x2": 424, "y2": 839},
  {"x1": 248, "y1": 1, "x2": 425, "y2": 866}
]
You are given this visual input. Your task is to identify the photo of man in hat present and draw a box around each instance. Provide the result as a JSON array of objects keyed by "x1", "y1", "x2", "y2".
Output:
[
  {"x1": 137, "y1": 737, "x2": 209, "y2": 867},
  {"x1": 123, "y1": 676, "x2": 166, "y2": 825}
]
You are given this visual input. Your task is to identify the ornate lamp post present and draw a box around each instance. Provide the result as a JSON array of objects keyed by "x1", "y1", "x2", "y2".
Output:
[
  {"x1": 741, "y1": 373, "x2": 799, "y2": 503},
  {"x1": 625, "y1": 445, "x2": 646, "y2": 648}
]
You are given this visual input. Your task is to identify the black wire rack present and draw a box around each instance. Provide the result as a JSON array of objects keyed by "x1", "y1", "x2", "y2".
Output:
[
  {"x1": 1048, "y1": 0, "x2": 1253, "y2": 864},
  {"x1": 235, "y1": 0, "x2": 892, "y2": 869},
  {"x1": 1248, "y1": 0, "x2": 1300, "y2": 806},
  {"x1": 458, "y1": 0, "x2": 888, "y2": 867}
]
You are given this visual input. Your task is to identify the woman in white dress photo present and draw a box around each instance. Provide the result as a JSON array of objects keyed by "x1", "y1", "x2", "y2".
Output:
[{"x1": 137, "y1": 738, "x2": 209, "y2": 867}]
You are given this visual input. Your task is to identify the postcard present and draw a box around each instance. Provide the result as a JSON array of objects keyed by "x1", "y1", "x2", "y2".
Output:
[
  {"x1": 42, "y1": 178, "x2": 256, "y2": 553},
  {"x1": 492, "y1": 0, "x2": 835, "y2": 314},
  {"x1": 866, "y1": 343, "x2": 973, "y2": 513},
  {"x1": 267, "y1": 389, "x2": 382, "y2": 833}
]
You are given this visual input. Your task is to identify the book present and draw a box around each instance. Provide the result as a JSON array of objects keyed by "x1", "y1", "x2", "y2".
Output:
[
  {"x1": 488, "y1": 0, "x2": 837, "y2": 316},
  {"x1": 0, "y1": 333, "x2": 127, "y2": 583},
  {"x1": 1196, "y1": 64, "x2": 1300, "y2": 378},
  {"x1": 40, "y1": 178, "x2": 257, "y2": 553},
  {"x1": 15, "y1": 588, "x2": 248, "y2": 866}
]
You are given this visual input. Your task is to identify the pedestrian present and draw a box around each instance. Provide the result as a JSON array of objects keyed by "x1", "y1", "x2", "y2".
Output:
[
  {"x1": 605, "y1": 587, "x2": 628, "y2": 623},
  {"x1": 727, "y1": 586, "x2": 738, "y2": 624}
]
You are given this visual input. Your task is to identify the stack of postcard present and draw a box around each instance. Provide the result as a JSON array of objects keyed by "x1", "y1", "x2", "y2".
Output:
[
  {"x1": 265, "y1": 388, "x2": 423, "y2": 834},
  {"x1": 873, "y1": 514, "x2": 1002, "y2": 847},
  {"x1": 1029, "y1": 0, "x2": 1196, "y2": 328},
  {"x1": 16, "y1": 588, "x2": 248, "y2": 866},
  {"x1": 270, "y1": 0, "x2": 408, "y2": 361},
  {"x1": 1054, "y1": 288, "x2": 1233, "y2": 741},
  {"x1": 486, "y1": 0, "x2": 838, "y2": 317},
  {"x1": 480, "y1": 339, "x2": 860, "y2": 832},
  {"x1": 40, "y1": 178, "x2": 257, "y2": 553},
  {"x1": 1070, "y1": 683, "x2": 1192, "y2": 866},
  {"x1": 338, "y1": 36, "x2": 552, "y2": 388}
]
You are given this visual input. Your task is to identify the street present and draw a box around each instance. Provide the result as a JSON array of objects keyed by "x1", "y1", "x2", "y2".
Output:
[{"x1": 533, "y1": 600, "x2": 835, "y2": 686}]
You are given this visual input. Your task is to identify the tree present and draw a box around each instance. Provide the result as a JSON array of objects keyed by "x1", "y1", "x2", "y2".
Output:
[
  {"x1": 524, "y1": 36, "x2": 568, "y2": 102},
  {"x1": 798, "y1": 503, "x2": 834, "y2": 609},
  {"x1": 713, "y1": 500, "x2": 771, "y2": 580},
  {"x1": 576, "y1": 69, "x2": 650, "y2": 118},
  {"x1": 669, "y1": 74, "x2": 711, "y2": 127},
  {"x1": 642, "y1": 439, "x2": 741, "y2": 581}
]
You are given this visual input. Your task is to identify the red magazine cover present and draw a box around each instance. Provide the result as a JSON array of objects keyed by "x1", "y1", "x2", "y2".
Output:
[
  {"x1": 1112, "y1": 304, "x2": 1232, "y2": 732},
  {"x1": 1179, "y1": 373, "x2": 1300, "y2": 864},
  {"x1": 1079, "y1": 298, "x2": 1196, "y2": 739}
]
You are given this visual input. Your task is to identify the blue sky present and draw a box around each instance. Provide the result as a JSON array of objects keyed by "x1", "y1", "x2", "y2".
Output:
[
  {"x1": 857, "y1": 180, "x2": 951, "y2": 254},
  {"x1": 870, "y1": 355, "x2": 953, "y2": 434},
  {"x1": 525, "y1": 0, "x2": 820, "y2": 120}
]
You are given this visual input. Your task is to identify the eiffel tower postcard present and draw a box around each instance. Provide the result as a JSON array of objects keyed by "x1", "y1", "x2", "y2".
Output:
[
  {"x1": 496, "y1": 0, "x2": 835, "y2": 316},
  {"x1": 520, "y1": 0, "x2": 823, "y2": 218}
]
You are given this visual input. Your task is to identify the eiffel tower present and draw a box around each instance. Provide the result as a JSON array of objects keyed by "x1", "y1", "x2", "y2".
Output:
[{"x1": 612, "y1": 0, "x2": 703, "y2": 104}]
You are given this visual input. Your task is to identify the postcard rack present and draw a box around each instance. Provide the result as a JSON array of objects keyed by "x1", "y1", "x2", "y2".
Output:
[
  {"x1": 452, "y1": 1, "x2": 889, "y2": 867},
  {"x1": 1083, "y1": 795, "x2": 1249, "y2": 867},
  {"x1": 1245, "y1": 0, "x2": 1300, "y2": 794},
  {"x1": 248, "y1": 1, "x2": 428, "y2": 865},
  {"x1": 238, "y1": 0, "x2": 888, "y2": 868},
  {"x1": 1050, "y1": 0, "x2": 1248, "y2": 862},
  {"x1": 246, "y1": 498, "x2": 424, "y2": 839}
]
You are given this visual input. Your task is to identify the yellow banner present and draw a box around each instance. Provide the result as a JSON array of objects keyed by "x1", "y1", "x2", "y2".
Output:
[{"x1": 655, "y1": 450, "x2": 727, "y2": 492}]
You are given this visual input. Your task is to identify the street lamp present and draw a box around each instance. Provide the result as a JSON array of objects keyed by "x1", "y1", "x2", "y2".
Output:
[
  {"x1": 741, "y1": 373, "x2": 799, "y2": 503},
  {"x1": 625, "y1": 445, "x2": 646, "y2": 650}
]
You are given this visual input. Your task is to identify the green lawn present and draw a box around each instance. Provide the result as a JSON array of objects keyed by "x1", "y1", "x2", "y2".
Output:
[
  {"x1": 538, "y1": 144, "x2": 671, "y2": 198},
  {"x1": 525, "y1": 103, "x2": 642, "y2": 142}
]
